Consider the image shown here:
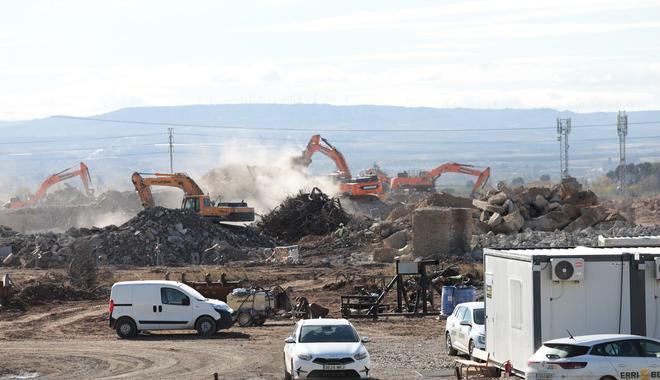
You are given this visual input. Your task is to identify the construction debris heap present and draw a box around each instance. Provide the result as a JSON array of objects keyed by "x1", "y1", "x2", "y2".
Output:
[
  {"x1": 259, "y1": 188, "x2": 350, "y2": 243},
  {"x1": 1, "y1": 207, "x2": 275, "y2": 268}
]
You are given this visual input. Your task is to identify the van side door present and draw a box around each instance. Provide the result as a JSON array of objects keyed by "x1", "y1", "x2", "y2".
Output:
[
  {"x1": 132, "y1": 284, "x2": 161, "y2": 330},
  {"x1": 159, "y1": 287, "x2": 193, "y2": 329}
]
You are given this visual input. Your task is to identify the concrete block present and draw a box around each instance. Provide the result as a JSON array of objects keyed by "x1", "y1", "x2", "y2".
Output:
[
  {"x1": 412, "y1": 207, "x2": 472, "y2": 257},
  {"x1": 383, "y1": 229, "x2": 408, "y2": 249},
  {"x1": 373, "y1": 247, "x2": 398, "y2": 263}
]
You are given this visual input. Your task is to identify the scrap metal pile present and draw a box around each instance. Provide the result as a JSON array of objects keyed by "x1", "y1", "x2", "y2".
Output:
[{"x1": 259, "y1": 187, "x2": 351, "y2": 243}]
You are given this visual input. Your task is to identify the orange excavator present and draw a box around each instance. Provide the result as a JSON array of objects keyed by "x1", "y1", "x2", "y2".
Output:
[
  {"x1": 390, "y1": 163, "x2": 490, "y2": 197},
  {"x1": 292, "y1": 135, "x2": 382, "y2": 199},
  {"x1": 5, "y1": 162, "x2": 93, "y2": 209},
  {"x1": 364, "y1": 163, "x2": 391, "y2": 193},
  {"x1": 131, "y1": 172, "x2": 255, "y2": 222}
]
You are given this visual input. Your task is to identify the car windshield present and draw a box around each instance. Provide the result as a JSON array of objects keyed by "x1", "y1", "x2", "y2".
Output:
[
  {"x1": 179, "y1": 283, "x2": 207, "y2": 301},
  {"x1": 473, "y1": 308, "x2": 485, "y2": 325},
  {"x1": 538, "y1": 344, "x2": 590, "y2": 359},
  {"x1": 299, "y1": 325, "x2": 360, "y2": 343}
]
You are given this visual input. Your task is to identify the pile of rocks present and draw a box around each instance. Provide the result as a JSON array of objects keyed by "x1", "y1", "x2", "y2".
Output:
[
  {"x1": 472, "y1": 177, "x2": 624, "y2": 234},
  {"x1": 1, "y1": 207, "x2": 276, "y2": 268}
]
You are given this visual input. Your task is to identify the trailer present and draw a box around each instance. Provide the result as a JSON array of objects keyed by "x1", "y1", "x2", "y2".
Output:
[{"x1": 483, "y1": 246, "x2": 660, "y2": 375}]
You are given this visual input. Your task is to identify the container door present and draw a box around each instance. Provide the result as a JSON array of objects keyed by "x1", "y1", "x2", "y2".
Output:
[
  {"x1": 159, "y1": 287, "x2": 193, "y2": 329},
  {"x1": 133, "y1": 285, "x2": 161, "y2": 330}
]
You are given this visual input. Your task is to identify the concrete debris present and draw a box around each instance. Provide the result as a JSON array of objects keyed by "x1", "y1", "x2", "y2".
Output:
[
  {"x1": 412, "y1": 207, "x2": 472, "y2": 258},
  {"x1": 382, "y1": 229, "x2": 408, "y2": 250},
  {"x1": 0, "y1": 207, "x2": 275, "y2": 268},
  {"x1": 563, "y1": 205, "x2": 608, "y2": 233}
]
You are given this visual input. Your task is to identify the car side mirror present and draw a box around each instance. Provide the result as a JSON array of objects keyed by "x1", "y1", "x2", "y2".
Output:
[
  {"x1": 460, "y1": 320, "x2": 471, "y2": 327},
  {"x1": 182, "y1": 298, "x2": 190, "y2": 306},
  {"x1": 284, "y1": 336, "x2": 295, "y2": 344},
  {"x1": 361, "y1": 336, "x2": 370, "y2": 343}
]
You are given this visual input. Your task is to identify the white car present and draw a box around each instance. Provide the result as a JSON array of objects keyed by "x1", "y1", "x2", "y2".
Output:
[
  {"x1": 109, "y1": 280, "x2": 234, "y2": 338},
  {"x1": 526, "y1": 334, "x2": 660, "y2": 380},
  {"x1": 283, "y1": 318, "x2": 371, "y2": 379},
  {"x1": 445, "y1": 301, "x2": 486, "y2": 358}
]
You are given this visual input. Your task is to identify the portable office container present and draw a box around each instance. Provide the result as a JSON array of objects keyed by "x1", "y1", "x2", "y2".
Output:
[{"x1": 483, "y1": 246, "x2": 660, "y2": 374}]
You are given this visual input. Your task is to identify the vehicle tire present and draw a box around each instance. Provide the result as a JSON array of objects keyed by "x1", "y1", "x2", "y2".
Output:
[
  {"x1": 283, "y1": 354, "x2": 292, "y2": 380},
  {"x1": 237, "y1": 311, "x2": 253, "y2": 327},
  {"x1": 446, "y1": 332, "x2": 458, "y2": 356},
  {"x1": 115, "y1": 318, "x2": 137, "y2": 339},
  {"x1": 600, "y1": 377, "x2": 617, "y2": 380},
  {"x1": 196, "y1": 316, "x2": 217, "y2": 336},
  {"x1": 468, "y1": 340, "x2": 476, "y2": 361},
  {"x1": 254, "y1": 316, "x2": 266, "y2": 326}
]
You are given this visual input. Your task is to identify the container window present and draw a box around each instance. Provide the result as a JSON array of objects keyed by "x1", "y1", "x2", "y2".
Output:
[{"x1": 509, "y1": 279, "x2": 522, "y2": 329}]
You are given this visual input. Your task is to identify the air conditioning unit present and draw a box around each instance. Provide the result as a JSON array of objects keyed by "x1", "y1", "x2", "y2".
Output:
[
  {"x1": 551, "y1": 258, "x2": 585, "y2": 281},
  {"x1": 655, "y1": 258, "x2": 660, "y2": 280}
]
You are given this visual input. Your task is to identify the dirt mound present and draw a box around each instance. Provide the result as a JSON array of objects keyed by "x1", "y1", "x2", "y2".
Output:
[
  {"x1": 259, "y1": 188, "x2": 350, "y2": 243},
  {"x1": 15, "y1": 273, "x2": 105, "y2": 303}
]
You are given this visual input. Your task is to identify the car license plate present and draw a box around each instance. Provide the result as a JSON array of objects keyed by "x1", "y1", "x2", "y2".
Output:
[
  {"x1": 323, "y1": 364, "x2": 345, "y2": 370},
  {"x1": 536, "y1": 373, "x2": 553, "y2": 380}
]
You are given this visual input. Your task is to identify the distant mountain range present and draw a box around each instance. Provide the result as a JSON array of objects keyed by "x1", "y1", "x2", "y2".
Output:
[{"x1": 1, "y1": 104, "x2": 659, "y2": 198}]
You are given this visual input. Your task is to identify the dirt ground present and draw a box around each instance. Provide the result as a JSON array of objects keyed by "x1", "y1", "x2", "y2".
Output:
[{"x1": 0, "y1": 265, "x2": 466, "y2": 379}]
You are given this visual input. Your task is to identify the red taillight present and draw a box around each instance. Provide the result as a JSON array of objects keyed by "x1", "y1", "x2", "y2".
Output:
[
  {"x1": 108, "y1": 299, "x2": 115, "y2": 315},
  {"x1": 558, "y1": 362, "x2": 587, "y2": 369},
  {"x1": 527, "y1": 360, "x2": 538, "y2": 366}
]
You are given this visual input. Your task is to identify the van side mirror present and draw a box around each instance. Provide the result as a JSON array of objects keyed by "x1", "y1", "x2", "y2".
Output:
[
  {"x1": 361, "y1": 336, "x2": 370, "y2": 343},
  {"x1": 284, "y1": 336, "x2": 295, "y2": 344},
  {"x1": 182, "y1": 297, "x2": 190, "y2": 306},
  {"x1": 460, "y1": 320, "x2": 471, "y2": 327}
]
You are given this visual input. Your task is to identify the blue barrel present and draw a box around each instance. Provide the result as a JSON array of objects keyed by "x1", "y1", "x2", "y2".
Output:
[
  {"x1": 454, "y1": 286, "x2": 476, "y2": 305},
  {"x1": 441, "y1": 285, "x2": 456, "y2": 315}
]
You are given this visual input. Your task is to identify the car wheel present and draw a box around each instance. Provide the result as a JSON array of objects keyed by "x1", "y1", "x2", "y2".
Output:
[
  {"x1": 283, "y1": 354, "x2": 292, "y2": 380},
  {"x1": 468, "y1": 340, "x2": 476, "y2": 361},
  {"x1": 115, "y1": 318, "x2": 137, "y2": 339},
  {"x1": 237, "y1": 311, "x2": 253, "y2": 327},
  {"x1": 196, "y1": 316, "x2": 217, "y2": 336},
  {"x1": 600, "y1": 377, "x2": 617, "y2": 380},
  {"x1": 446, "y1": 332, "x2": 458, "y2": 356}
]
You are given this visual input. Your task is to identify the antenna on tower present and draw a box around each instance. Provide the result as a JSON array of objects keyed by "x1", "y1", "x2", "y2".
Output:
[{"x1": 557, "y1": 118, "x2": 571, "y2": 179}]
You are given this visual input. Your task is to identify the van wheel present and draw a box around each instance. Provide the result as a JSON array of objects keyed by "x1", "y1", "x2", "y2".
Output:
[
  {"x1": 446, "y1": 333, "x2": 458, "y2": 356},
  {"x1": 237, "y1": 312, "x2": 253, "y2": 327},
  {"x1": 196, "y1": 316, "x2": 216, "y2": 336},
  {"x1": 468, "y1": 340, "x2": 476, "y2": 361},
  {"x1": 116, "y1": 318, "x2": 137, "y2": 339},
  {"x1": 254, "y1": 316, "x2": 266, "y2": 326}
]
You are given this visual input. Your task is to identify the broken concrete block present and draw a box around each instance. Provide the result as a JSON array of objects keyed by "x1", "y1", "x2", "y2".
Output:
[
  {"x1": 491, "y1": 211, "x2": 524, "y2": 234},
  {"x1": 373, "y1": 247, "x2": 398, "y2": 263},
  {"x1": 479, "y1": 211, "x2": 490, "y2": 222},
  {"x1": 386, "y1": 206, "x2": 409, "y2": 222},
  {"x1": 564, "y1": 190, "x2": 598, "y2": 208},
  {"x1": 547, "y1": 202, "x2": 561, "y2": 211},
  {"x1": 563, "y1": 205, "x2": 607, "y2": 233},
  {"x1": 526, "y1": 211, "x2": 572, "y2": 232},
  {"x1": 487, "y1": 212, "x2": 503, "y2": 227},
  {"x1": 560, "y1": 176, "x2": 582, "y2": 199},
  {"x1": 383, "y1": 229, "x2": 408, "y2": 249},
  {"x1": 487, "y1": 192, "x2": 508, "y2": 205},
  {"x1": 412, "y1": 207, "x2": 472, "y2": 257},
  {"x1": 503, "y1": 199, "x2": 517, "y2": 215},
  {"x1": 533, "y1": 195, "x2": 548, "y2": 210},
  {"x1": 472, "y1": 199, "x2": 504, "y2": 214},
  {"x1": 561, "y1": 204, "x2": 581, "y2": 219}
]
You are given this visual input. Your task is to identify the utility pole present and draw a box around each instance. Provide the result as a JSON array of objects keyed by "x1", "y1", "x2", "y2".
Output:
[
  {"x1": 557, "y1": 118, "x2": 571, "y2": 179},
  {"x1": 168, "y1": 128, "x2": 174, "y2": 174},
  {"x1": 617, "y1": 111, "x2": 628, "y2": 197}
]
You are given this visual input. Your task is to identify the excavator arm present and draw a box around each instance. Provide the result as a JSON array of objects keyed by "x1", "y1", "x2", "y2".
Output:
[
  {"x1": 131, "y1": 172, "x2": 204, "y2": 208},
  {"x1": 7, "y1": 162, "x2": 93, "y2": 209},
  {"x1": 291, "y1": 135, "x2": 352, "y2": 179},
  {"x1": 425, "y1": 163, "x2": 490, "y2": 196}
]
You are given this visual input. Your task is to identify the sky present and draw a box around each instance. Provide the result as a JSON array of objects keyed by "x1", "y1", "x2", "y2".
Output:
[{"x1": 1, "y1": 0, "x2": 660, "y2": 119}]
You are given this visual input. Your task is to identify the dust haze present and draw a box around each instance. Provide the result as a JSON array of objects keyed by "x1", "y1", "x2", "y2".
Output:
[{"x1": 198, "y1": 142, "x2": 339, "y2": 215}]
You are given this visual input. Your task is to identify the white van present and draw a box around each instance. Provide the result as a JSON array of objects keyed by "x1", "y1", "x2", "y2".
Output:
[{"x1": 108, "y1": 280, "x2": 234, "y2": 338}]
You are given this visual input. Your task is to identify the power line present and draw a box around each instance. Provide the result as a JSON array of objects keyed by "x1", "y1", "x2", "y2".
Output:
[
  {"x1": 0, "y1": 133, "x2": 164, "y2": 145},
  {"x1": 51, "y1": 115, "x2": 660, "y2": 133}
]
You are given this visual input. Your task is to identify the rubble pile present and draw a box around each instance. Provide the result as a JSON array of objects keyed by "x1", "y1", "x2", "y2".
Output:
[
  {"x1": 1, "y1": 207, "x2": 276, "y2": 268},
  {"x1": 259, "y1": 188, "x2": 350, "y2": 243},
  {"x1": 39, "y1": 185, "x2": 95, "y2": 207},
  {"x1": 15, "y1": 272, "x2": 105, "y2": 303},
  {"x1": 472, "y1": 221, "x2": 660, "y2": 250}
]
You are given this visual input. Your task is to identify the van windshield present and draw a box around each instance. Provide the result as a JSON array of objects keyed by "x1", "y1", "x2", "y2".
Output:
[{"x1": 179, "y1": 283, "x2": 207, "y2": 301}]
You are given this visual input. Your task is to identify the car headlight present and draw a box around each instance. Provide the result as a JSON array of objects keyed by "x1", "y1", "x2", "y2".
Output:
[
  {"x1": 477, "y1": 335, "x2": 486, "y2": 344},
  {"x1": 354, "y1": 350, "x2": 368, "y2": 361},
  {"x1": 297, "y1": 353, "x2": 312, "y2": 361}
]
